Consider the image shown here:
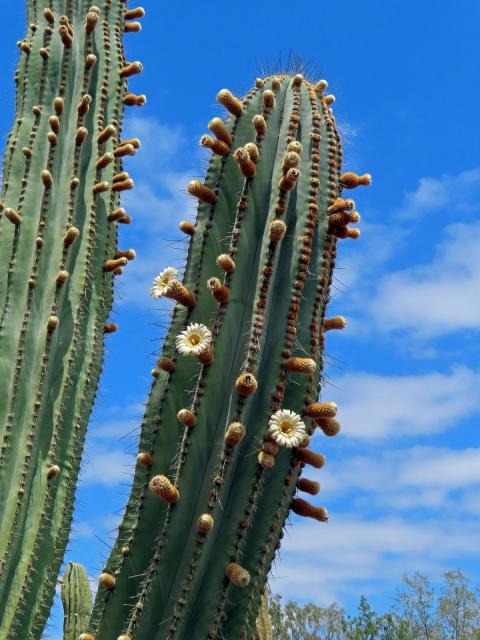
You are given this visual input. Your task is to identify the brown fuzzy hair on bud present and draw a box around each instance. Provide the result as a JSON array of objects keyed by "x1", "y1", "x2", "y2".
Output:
[
  {"x1": 263, "y1": 89, "x2": 275, "y2": 109},
  {"x1": 287, "y1": 140, "x2": 302, "y2": 154},
  {"x1": 96, "y1": 153, "x2": 114, "y2": 170},
  {"x1": 328, "y1": 198, "x2": 355, "y2": 213},
  {"x1": 225, "y1": 422, "x2": 246, "y2": 445},
  {"x1": 244, "y1": 142, "x2": 259, "y2": 163},
  {"x1": 164, "y1": 280, "x2": 196, "y2": 307},
  {"x1": 315, "y1": 417, "x2": 341, "y2": 437},
  {"x1": 63, "y1": 226, "x2": 80, "y2": 246},
  {"x1": 305, "y1": 402, "x2": 337, "y2": 418},
  {"x1": 271, "y1": 77, "x2": 281, "y2": 91},
  {"x1": 279, "y1": 167, "x2": 300, "y2": 191},
  {"x1": 48, "y1": 115, "x2": 60, "y2": 133},
  {"x1": 99, "y1": 573, "x2": 116, "y2": 589},
  {"x1": 77, "y1": 94, "x2": 92, "y2": 116},
  {"x1": 120, "y1": 137, "x2": 141, "y2": 149},
  {"x1": 48, "y1": 132, "x2": 58, "y2": 145},
  {"x1": 4, "y1": 208, "x2": 21, "y2": 225},
  {"x1": 103, "y1": 257, "x2": 128, "y2": 272},
  {"x1": 328, "y1": 211, "x2": 360, "y2": 227},
  {"x1": 78, "y1": 634, "x2": 95, "y2": 640},
  {"x1": 113, "y1": 143, "x2": 135, "y2": 158},
  {"x1": 225, "y1": 563, "x2": 250, "y2": 588},
  {"x1": 93, "y1": 181, "x2": 110, "y2": 194},
  {"x1": 197, "y1": 346, "x2": 214, "y2": 365},
  {"x1": 179, "y1": 220, "x2": 195, "y2": 235},
  {"x1": 157, "y1": 356, "x2": 174, "y2": 372},
  {"x1": 112, "y1": 179, "x2": 134, "y2": 192},
  {"x1": 216, "y1": 254, "x2": 235, "y2": 273},
  {"x1": 292, "y1": 73, "x2": 303, "y2": 87},
  {"x1": 113, "y1": 171, "x2": 130, "y2": 183},
  {"x1": 39, "y1": 47, "x2": 49, "y2": 58},
  {"x1": 53, "y1": 97, "x2": 64, "y2": 114},
  {"x1": 315, "y1": 79, "x2": 328, "y2": 94},
  {"x1": 207, "y1": 277, "x2": 230, "y2": 303},
  {"x1": 297, "y1": 478, "x2": 320, "y2": 495},
  {"x1": 324, "y1": 94, "x2": 335, "y2": 105},
  {"x1": 120, "y1": 61, "x2": 143, "y2": 77},
  {"x1": 149, "y1": 475, "x2": 179, "y2": 503},
  {"x1": 197, "y1": 513, "x2": 214, "y2": 533},
  {"x1": 284, "y1": 357, "x2": 316, "y2": 375},
  {"x1": 104, "y1": 323, "x2": 118, "y2": 334},
  {"x1": 137, "y1": 452, "x2": 153, "y2": 466},
  {"x1": 85, "y1": 53, "x2": 97, "y2": 69},
  {"x1": 56, "y1": 270, "x2": 69, "y2": 286},
  {"x1": 58, "y1": 25, "x2": 73, "y2": 46},
  {"x1": 41, "y1": 169, "x2": 53, "y2": 188},
  {"x1": 123, "y1": 92, "x2": 147, "y2": 106},
  {"x1": 339, "y1": 171, "x2": 372, "y2": 188},
  {"x1": 124, "y1": 21, "x2": 142, "y2": 32},
  {"x1": 200, "y1": 135, "x2": 230, "y2": 156},
  {"x1": 187, "y1": 179, "x2": 216, "y2": 205},
  {"x1": 22, "y1": 146, "x2": 32, "y2": 158},
  {"x1": 115, "y1": 249, "x2": 136, "y2": 261},
  {"x1": 291, "y1": 498, "x2": 328, "y2": 522},
  {"x1": 295, "y1": 449, "x2": 326, "y2": 469},
  {"x1": 43, "y1": 7, "x2": 55, "y2": 23},
  {"x1": 234, "y1": 147, "x2": 256, "y2": 178},
  {"x1": 269, "y1": 219, "x2": 286, "y2": 242},
  {"x1": 332, "y1": 226, "x2": 361, "y2": 240},
  {"x1": 47, "y1": 315, "x2": 59, "y2": 333},
  {"x1": 98, "y1": 124, "x2": 116, "y2": 144},
  {"x1": 177, "y1": 409, "x2": 197, "y2": 428},
  {"x1": 236, "y1": 372, "x2": 257, "y2": 396},
  {"x1": 258, "y1": 451, "x2": 275, "y2": 469},
  {"x1": 216, "y1": 89, "x2": 243, "y2": 117},
  {"x1": 252, "y1": 114, "x2": 266, "y2": 135},
  {"x1": 323, "y1": 316, "x2": 347, "y2": 331},
  {"x1": 282, "y1": 151, "x2": 300, "y2": 173},
  {"x1": 85, "y1": 11, "x2": 99, "y2": 33},
  {"x1": 47, "y1": 464, "x2": 60, "y2": 479},
  {"x1": 208, "y1": 117, "x2": 232, "y2": 146},
  {"x1": 75, "y1": 127, "x2": 88, "y2": 145},
  {"x1": 125, "y1": 7, "x2": 145, "y2": 19}
]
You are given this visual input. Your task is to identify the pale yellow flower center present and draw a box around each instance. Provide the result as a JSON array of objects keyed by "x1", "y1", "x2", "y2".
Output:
[
  {"x1": 279, "y1": 419, "x2": 295, "y2": 436},
  {"x1": 187, "y1": 333, "x2": 201, "y2": 346}
]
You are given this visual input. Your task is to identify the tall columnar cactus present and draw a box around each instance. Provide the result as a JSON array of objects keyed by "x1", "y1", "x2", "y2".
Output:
[
  {"x1": 88, "y1": 74, "x2": 371, "y2": 639},
  {"x1": 61, "y1": 563, "x2": 93, "y2": 640},
  {"x1": 0, "y1": 1, "x2": 144, "y2": 637}
]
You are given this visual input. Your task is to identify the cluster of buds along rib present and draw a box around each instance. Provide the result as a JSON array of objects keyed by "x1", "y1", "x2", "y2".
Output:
[
  {"x1": 279, "y1": 140, "x2": 302, "y2": 191},
  {"x1": 234, "y1": 143, "x2": 258, "y2": 178}
]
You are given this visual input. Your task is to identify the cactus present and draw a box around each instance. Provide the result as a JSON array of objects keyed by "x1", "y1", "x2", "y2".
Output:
[
  {"x1": 61, "y1": 562, "x2": 92, "y2": 640},
  {"x1": 88, "y1": 74, "x2": 371, "y2": 639},
  {"x1": 0, "y1": 1, "x2": 143, "y2": 637}
]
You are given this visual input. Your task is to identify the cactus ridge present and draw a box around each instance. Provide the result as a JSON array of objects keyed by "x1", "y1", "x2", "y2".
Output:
[
  {"x1": 86, "y1": 71, "x2": 369, "y2": 640},
  {"x1": 0, "y1": 0, "x2": 141, "y2": 636}
]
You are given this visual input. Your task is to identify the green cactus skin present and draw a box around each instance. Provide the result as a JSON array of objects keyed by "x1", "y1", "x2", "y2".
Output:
[
  {"x1": 89, "y1": 75, "x2": 369, "y2": 640},
  {"x1": 61, "y1": 562, "x2": 93, "y2": 640},
  {"x1": 0, "y1": 1, "x2": 142, "y2": 637}
]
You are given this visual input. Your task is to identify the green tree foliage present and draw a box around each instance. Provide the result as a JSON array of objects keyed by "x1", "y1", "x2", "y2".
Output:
[{"x1": 269, "y1": 570, "x2": 480, "y2": 640}]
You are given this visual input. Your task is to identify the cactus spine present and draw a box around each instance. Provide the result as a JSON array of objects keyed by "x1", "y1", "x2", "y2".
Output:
[
  {"x1": 0, "y1": 1, "x2": 143, "y2": 637},
  {"x1": 88, "y1": 74, "x2": 370, "y2": 639},
  {"x1": 61, "y1": 562, "x2": 93, "y2": 640}
]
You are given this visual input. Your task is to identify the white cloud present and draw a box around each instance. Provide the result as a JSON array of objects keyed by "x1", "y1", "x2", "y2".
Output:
[
  {"x1": 324, "y1": 366, "x2": 480, "y2": 439},
  {"x1": 81, "y1": 448, "x2": 134, "y2": 487},
  {"x1": 369, "y1": 223, "x2": 480, "y2": 338},
  {"x1": 396, "y1": 167, "x2": 480, "y2": 219},
  {"x1": 317, "y1": 446, "x2": 480, "y2": 514},
  {"x1": 273, "y1": 516, "x2": 480, "y2": 605}
]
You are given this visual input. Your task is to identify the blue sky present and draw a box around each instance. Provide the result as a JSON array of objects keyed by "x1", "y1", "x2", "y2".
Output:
[{"x1": 1, "y1": 1, "x2": 480, "y2": 636}]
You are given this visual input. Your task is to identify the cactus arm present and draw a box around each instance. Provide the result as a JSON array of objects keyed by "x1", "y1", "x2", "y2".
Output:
[
  {"x1": 0, "y1": 1, "x2": 139, "y2": 637},
  {"x1": 89, "y1": 78, "x2": 282, "y2": 639},
  {"x1": 90, "y1": 75, "x2": 369, "y2": 640},
  {"x1": 61, "y1": 562, "x2": 93, "y2": 640}
]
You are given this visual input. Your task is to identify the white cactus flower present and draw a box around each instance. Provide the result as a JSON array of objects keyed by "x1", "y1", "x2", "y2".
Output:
[
  {"x1": 176, "y1": 323, "x2": 212, "y2": 356},
  {"x1": 268, "y1": 409, "x2": 307, "y2": 448}
]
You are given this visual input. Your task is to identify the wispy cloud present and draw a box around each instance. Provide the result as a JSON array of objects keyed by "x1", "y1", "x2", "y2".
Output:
[{"x1": 324, "y1": 366, "x2": 480, "y2": 439}]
